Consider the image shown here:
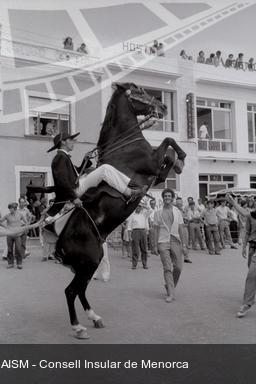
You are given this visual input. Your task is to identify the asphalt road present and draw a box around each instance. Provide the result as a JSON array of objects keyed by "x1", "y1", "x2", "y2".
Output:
[{"x1": 0, "y1": 242, "x2": 255, "y2": 344}]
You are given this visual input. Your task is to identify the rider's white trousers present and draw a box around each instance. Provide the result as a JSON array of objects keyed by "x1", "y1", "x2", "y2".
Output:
[{"x1": 75, "y1": 164, "x2": 131, "y2": 197}]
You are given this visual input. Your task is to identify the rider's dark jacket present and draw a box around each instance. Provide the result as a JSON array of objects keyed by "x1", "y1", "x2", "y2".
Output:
[{"x1": 49, "y1": 149, "x2": 91, "y2": 215}]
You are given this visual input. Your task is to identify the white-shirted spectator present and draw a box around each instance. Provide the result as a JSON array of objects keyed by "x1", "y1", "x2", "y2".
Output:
[
  {"x1": 199, "y1": 122, "x2": 210, "y2": 139},
  {"x1": 216, "y1": 199, "x2": 239, "y2": 249},
  {"x1": 128, "y1": 203, "x2": 150, "y2": 269}
]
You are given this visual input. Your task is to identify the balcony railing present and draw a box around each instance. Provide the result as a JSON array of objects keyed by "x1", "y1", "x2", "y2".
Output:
[
  {"x1": 198, "y1": 139, "x2": 232, "y2": 152},
  {"x1": 0, "y1": 37, "x2": 99, "y2": 68}
]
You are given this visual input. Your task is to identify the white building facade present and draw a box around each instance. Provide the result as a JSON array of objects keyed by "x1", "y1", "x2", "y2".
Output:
[{"x1": 1, "y1": 35, "x2": 256, "y2": 211}]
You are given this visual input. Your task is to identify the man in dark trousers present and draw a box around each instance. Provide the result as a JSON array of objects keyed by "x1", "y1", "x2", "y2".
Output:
[
  {"x1": 128, "y1": 202, "x2": 150, "y2": 269},
  {"x1": 48, "y1": 132, "x2": 146, "y2": 215}
]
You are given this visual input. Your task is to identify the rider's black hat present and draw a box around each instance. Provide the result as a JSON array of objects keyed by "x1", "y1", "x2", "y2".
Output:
[{"x1": 47, "y1": 132, "x2": 80, "y2": 153}]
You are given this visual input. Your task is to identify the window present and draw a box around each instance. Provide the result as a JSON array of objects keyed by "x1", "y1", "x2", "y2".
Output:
[
  {"x1": 197, "y1": 98, "x2": 232, "y2": 152},
  {"x1": 247, "y1": 104, "x2": 256, "y2": 152},
  {"x1": 199, "y1": 174, "x2": 235, "y2": 200},
  {"x1": 151, "y1": 167, "x2": 178, "y2": 190},
  {"x1": 20, "y1": 171, "x2": 46, "y2": 201},
  {"x1": 28, "y1": 97, "x2": 70, "y2": 137},
  {"x1": 250, "y1": 175, "x2": 256, "y2": 189},
  {"x1": 140, "y1": 87, "x2": 175, "y2": 132}
]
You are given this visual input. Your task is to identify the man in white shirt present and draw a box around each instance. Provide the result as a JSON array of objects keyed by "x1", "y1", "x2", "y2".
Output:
[
  {"x1": 128, "y1": 203, "x2": 150, "y2": 269},
  {"x1": 187, "y1": 201, "x2": 206, "y2": 250},
  {"x1": 199, "y1": 122, "x2": 210, "y2": 139},
  {"x1": 216, "y1": 199, "x2": 239, "y2": 249},
  {"x1": 197, "y1": 198, "x2": 205, "y2": 214},
  {"x1": 153, "y1": 188, "x2": 186, "y2": 303}
]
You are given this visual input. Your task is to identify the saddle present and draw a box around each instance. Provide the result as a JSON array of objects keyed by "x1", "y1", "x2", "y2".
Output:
[
  {"x1": 44, "y1": 208, "x2": 75, "y2": 236},
  {"x1": 27, "y1": 183, "x2": 125, "y2": 216}
]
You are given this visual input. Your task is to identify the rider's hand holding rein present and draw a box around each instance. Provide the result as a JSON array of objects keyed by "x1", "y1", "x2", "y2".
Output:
[{"x1": 73, "y1": 197, "x2": 83, "y2": 208}]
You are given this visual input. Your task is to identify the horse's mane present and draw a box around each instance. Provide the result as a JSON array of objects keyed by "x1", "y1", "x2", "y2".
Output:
[
  {"x1": 97, "y1": 83, "x2": 138, "y2": 147},
  {"x1": 97, "y1": 89, "x2": 120, "y2": 147}
]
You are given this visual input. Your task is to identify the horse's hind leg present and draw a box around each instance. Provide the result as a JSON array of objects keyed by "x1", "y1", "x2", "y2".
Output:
[
  {"x1": 65, "y1": 273, "x2": 89, "y2": 339},
  {"x1": 76, "y1": 273, "x2": 105, "y2": 329}
]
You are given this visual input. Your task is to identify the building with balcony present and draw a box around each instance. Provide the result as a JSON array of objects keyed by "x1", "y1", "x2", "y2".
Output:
[{"x1": 1, "y1": 34, "x2": 256, "y2": 211}]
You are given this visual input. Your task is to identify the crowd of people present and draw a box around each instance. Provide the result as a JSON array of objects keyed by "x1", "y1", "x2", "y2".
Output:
[
  {"x1": 0, "y1": 195, "x2": 58, "y2": 268},
  {"x1": 121, "y1": 193, "x2": 245, "y2": 266},
  {"x1": 120, "y1": 190, "x2": 256, "y2": 313},
  {"x1": 1, "y1": 128, "x2": 256, "y2": 320},
  {"x1": 180, "y1": 49, "x2": 255, "y2": 71}
]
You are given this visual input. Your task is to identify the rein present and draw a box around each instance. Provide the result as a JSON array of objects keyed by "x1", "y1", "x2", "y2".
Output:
[
  {"x1": 80, "y1": 206, "x2": 105, "y2": 244},
  {"x1": 78, "y1": 113, "x2": 155, "y2": 170},
  {"x1": 97, "y1": 114, "x2": 156, "y2": 162},
  {"x1": 98, "y1": 113, "x2": 153, "y2": 154},
  {"x1": 99, "y1": 137, "x2": 144, "y2": 159}
]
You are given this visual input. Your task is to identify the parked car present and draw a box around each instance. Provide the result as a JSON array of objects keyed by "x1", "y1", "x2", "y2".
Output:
[{"x1": 208, "y1": 187, "x2": 256, "y2": 200}]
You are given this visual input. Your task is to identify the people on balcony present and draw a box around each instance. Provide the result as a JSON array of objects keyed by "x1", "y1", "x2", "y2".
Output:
[
  {"x1": 214, "y1": 51, "x2": 224, "y2": 67},
  {"x1": 157, "y1": 43, "x2": 165, "y2": 57},
  {"x1": 197, "y1": 50, "x2": 205, "y2": 64},
  {"x1": 180, "y1": 49, "x2": 189, "y2": 60},
  {"x1": 150, "y1": 40, "x2": 159, "y2": 55},
  {"x1": 149, "y1": 40, "x2": 165, "y2": 57},
  {"x1": 225, "y1": 54, "x2": 235, "y2": 68},
  {"x1": 247, "y1": 57, "x2": 254, "y2": 71},
  {"x1": 235, "y1": 53, "x2": 244, "y2": 70},
  {"x1": 63, "y1": 37, "x2": 74, "y2": 51},
  {"x1": 205, "y1": 53, "x2": 215, "y2": 65},
  {"x1": 180, "y1": 49, "x2": 255, "y2": 72},
  {"x1": 77, "y1": 43, "x2": 88, "y2": 54}
]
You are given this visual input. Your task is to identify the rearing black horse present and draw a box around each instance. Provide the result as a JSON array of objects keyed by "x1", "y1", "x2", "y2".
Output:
[{"x1": 56, "y1": 82, "x2": 186, "y2": 339}]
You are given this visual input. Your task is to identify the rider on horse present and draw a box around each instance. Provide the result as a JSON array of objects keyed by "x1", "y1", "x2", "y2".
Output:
[{"x1": 47, "y1": 131, "x2": 147, "y2": 216}]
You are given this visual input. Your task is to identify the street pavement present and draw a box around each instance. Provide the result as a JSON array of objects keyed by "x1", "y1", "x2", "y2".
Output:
[{"x1": 0, "y1": 242, "x2": 255, "y2": 344}]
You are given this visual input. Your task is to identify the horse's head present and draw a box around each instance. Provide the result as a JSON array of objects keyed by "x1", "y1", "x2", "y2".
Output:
[{"x1": 112, "y1": 82, "x2": 167, "y2": 119}]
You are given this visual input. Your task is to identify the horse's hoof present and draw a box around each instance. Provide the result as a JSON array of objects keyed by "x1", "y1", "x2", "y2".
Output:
[
  {"x1": 74, "y1": 329, "x2": 90, "y2": 339},
  {"x1": 93, "y1": 319, "x2": 104, "y2": 328},
  {"x1": 173, "y1": 159, "x2": 184, "y2": 174}
]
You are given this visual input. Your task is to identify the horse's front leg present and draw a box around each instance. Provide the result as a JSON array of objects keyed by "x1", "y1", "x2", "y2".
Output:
[
  {"x1": 154, "y1": 156, "x2": 177, "y2": 185},
  {"x1": 155, "y1": 137, "x2": 186, "y2": 162},
  {"x1": 164, "y1": 137, "x2": 186, "y2": 161},
  {"x1": 65, "y1": 273, "x2": 90, "y2": 339},
  {"x1": 154, "y1": 137, "x2": 186, "y2": 178}
]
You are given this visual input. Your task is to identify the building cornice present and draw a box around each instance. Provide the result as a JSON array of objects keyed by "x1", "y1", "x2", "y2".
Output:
[
  {"x1": 199, "y1": 154, "x2": 256, "y2": 162},
  {"x1": 195, "y1": 76, "x2": 256, "y2": 90},
  {"x1": 108, "y1": 61, "x2": 182, "y2": 80}
]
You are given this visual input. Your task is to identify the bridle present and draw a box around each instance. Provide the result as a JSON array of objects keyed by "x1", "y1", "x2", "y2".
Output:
[
  {"x1": 96, "y1": 86, "x2": 163, "y2": 159},
  {"x1": 126, "y1": 87, "x2": 160, "y2": 119}
]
